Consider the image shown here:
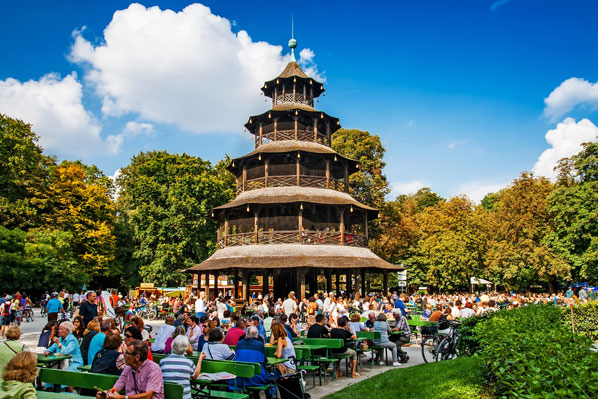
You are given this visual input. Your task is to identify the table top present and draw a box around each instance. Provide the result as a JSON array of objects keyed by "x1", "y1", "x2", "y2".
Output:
[
  {"x1": 37, "y1": 392, "x2": 94, "y2": 399},
  {"x1": 266, "y1": 357, "x2": 287, "y2": 365},
  {"x1": 294, "y1": 344, "x2": 326, "y2": 351},
  {"x1": 408, "y1": 319, "x2": 437, "y2": 327},
  {"x1": 37, "y1": 353, "x2": 71, "y2": 364},
  {"x1": 77, "y1": 364, "x2": 92, "y2": 371}
]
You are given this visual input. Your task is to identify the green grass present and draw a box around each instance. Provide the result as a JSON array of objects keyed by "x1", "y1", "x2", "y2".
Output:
[{"x1": 324, "y1": 356, "x2": 493, "y2": 399}]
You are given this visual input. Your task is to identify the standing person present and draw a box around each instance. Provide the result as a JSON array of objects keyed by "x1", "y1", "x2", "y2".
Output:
[
  {"x1": 315, "y1": 293, "x2": 324, "y2": 315},
  {"x1": 195, "y1": 292, "x2": 207, "y2": 318},
  {"x1": 96, "y1": 339, "x2": 164, "y2": 399},
  {"x1": 78, "y1": 292, "x2": 100, "y2": 328},
  {"x1": 0, "y1": 298, "x2": 11, "y2": 339},
  {"x1": 72, "y1": 291, "x2": 80, "y2": 310},
  {"x1": 282, "y1": 292, "x2": 297, "y2": 316},
  {"x1": 45, "y1": 293, "x2": 63, "y2": 322}
]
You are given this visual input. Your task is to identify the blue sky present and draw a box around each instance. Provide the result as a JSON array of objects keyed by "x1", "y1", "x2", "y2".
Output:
[{"x1": 2, "y1": 1, "x2": 598, "y2": 201}]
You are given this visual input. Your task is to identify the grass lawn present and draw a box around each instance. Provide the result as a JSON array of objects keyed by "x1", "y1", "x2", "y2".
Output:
[{"x1": 324, "y1": 356, "x2": 493, "y2": 399}]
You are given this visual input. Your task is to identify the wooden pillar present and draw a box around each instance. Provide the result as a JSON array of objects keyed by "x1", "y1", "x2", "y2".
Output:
[
  {"x1": 259, "y1": 122, "x2": 263, "y2": 145},
  {"x1": 364, "y1": 210, "x2": 368, "y2": 242},
  {"x1": 335, "y1": 270, "x2": 340, "y2": 295},
  {"x1": 294, "y1": 116, "x2": 298, "y2": 140},
  {"x1": 310, "y1": 268, "x2": 316, "y2": 296},
  {"x1": 262, "y1": 269, "x2": 268, "y2": 298},
  {"x1": 233, "y1": 269, "x2": 239, "y2": 299},
  {"x1": 303, "y1": 84, "x2": 306, "y2": 105},
  {"x1": 254, "y1": 208, "x2": 259, "y2": 244},
  {"x1": 254, "y1": 132, "x2": 258, "y2": 149},
  {"x1": 296, "y1": 156, "x2": 301, "y2": 186},
  {"x1": 344, "y1": 162, "x2": 349, "y2": 193},
  {"x1": 264, "y1": 159, "x2": 269, "y2": 187},
  {"x1": 214, "y1": 272, "x2": 219, "y2": 299},
  {"x1": 293, "y1": 81, "x2": 296, "y2": 102},
  {"x1": 325, "y1": 159, "x2": 330, "y2": 188},
  {"x1": 339, "y1": 207, "x2": 345, "y2": 245},
  {"x1": 347, "y1": 271, "x2": 352, "y2": 294},
  {"x1": 298, "y1": 268, "x2": 306, "y2": 300},
  {"x1": 224, "y1": 218, "x2": 229, "y2": 247},
  {"x1": 274, "y1": 87, "x2": 277, "y2": 105},
  {"x1": 242, "y1": 271, "x2": 250, "y2": 300},
  {"x1": 313, "y1": 118, "x2": 318, "y2": 142},
  {"x1": 242, "y1": 166, "x2": 247, "y2": 192},
  {"x1": 326, "y1": 270, "x2": 332, "y2": 294},
  {"x1": 383, "y1": 271, "x2": 388, "y2": 296},
  {"x1": 205, "y1": 273, "x2": 211, "y2": 298},
  {"x1": 298, "y1": 205, "x2": 303, "y2": 243},
  {"x1": 216, "y1": 224, "x2": 221, "y2": 246},
  {"x1": 274, "y1": 118, "x2": 278, "y2": 141},
  {"x1": 326, "y1": 121, "x2": 331, "y2": 146},
  {"x1": 360, "y1": 269, "x2": 366, "y2": 296}
]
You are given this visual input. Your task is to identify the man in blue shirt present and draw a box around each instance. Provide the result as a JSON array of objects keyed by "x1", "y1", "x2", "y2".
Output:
[
  {"x1": 393, "y1": 294, "x2": 409, "y2": 318},
  {"x1": 249, "y1": 315, "x2": 267, "y2": 342},
  {"x1": 88, "y1": 319, "x2": 111, "y2": 365},
  {"x1": 45, "y1": 293, "x2": 63, "y2": 321}
]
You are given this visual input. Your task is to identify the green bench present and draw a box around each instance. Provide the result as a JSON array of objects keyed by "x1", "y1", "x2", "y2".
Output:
[
  {"x1": 38, "y1": 368, "x2": 183, "y2": 398},
  {"x1": 356, "y1": 330, "x2": 382, "y2": 367},
  {"x1": 300, "y1": 338, "x2": 344, "y2": 382}
]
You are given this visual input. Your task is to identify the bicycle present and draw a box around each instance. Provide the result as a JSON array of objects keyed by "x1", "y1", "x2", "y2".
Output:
[
  {"x1": 434, "y1": 320, "x2": 460, "y2": 362},
  {"x1": 420, "y1": 330, "x2": 442, "y2": 363},
  {"x1": 24, "y1": 308, "x2": 35, "y2": 322}
]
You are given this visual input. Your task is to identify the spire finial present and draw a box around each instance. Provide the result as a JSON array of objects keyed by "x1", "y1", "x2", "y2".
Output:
[{"x1": 288, "y1": 14, "x2": 297, "y2": 62}]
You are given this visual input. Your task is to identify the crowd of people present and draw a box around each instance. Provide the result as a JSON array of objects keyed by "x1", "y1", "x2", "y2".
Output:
[{"x1": 0, "y1": 285, "x2": 595, "y2": 398}]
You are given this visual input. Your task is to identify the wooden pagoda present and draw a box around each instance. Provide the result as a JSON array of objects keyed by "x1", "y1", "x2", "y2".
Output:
[{"x1": 186, "y1": 38, "x2": 400, "y2": 300}]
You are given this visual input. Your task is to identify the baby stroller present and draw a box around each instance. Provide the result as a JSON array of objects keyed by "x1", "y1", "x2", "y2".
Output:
[{"x1": 273, "y1": 370, "x2": 310, "y2": 399}]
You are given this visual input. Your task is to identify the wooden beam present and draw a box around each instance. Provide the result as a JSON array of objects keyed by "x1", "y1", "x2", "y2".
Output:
[
  {"x1": 259, "y1": 122, "x2": 263, "y2": 146},
  {"x1": 298, "y1": 205, "x2": 303, "y2": 244},
  {"x1": 339, "y1": 207, "x2": 345, "y2": 245},
  {"x1": 224, "y1": 217, "x2": 229, "y2": 247},
  {"x1": 383, "y1": 271, "x2": 388, "y2": 296},
  {"x1": 325, "y1": 159, "x2": 330, "y2": 188},
  {"x1": 299, "y1": 268, "x2": 306, "y2": 300},
  {"x1": 360, "y1": 269, "x2": 366, "y2": 296},
  {"x1": 274, "y1": 119, "x2": 278, "y2": 141},
  {"x1": 264, "y1": 159, "x2": 269, "y2": 187},
  {"x1": 296, "y1": 157, "x2": 300, "y2": 186},
  {"x1": 294, "y1": 116, "x2": 298, "y2": 140}
]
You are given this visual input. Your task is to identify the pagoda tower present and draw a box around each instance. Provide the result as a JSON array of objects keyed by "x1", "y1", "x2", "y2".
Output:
[{"x1": 187, "y1": 38, "x2": 400, "y2": 300}]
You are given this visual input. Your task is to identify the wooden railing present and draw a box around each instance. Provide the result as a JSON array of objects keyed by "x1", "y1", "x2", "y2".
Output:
[
  {"x1": 237, "y1": 175, "x2": 346, "y2": 195},
  {"x1": 258, "y1": 129, "x2": 328, "y2": 146},
  {"x1": 217, "y1": 230, "x2": 367, "y2": 249}
]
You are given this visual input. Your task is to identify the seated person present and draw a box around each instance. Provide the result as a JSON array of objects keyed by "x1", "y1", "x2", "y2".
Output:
[
  {"x1": 197, "y1": 320, "x2": 214, "y2": 352},
  {"x1": 279, "y1": 314, "x2": 297, "y2": 338},
  {"x1": 122, "y1": 326, "x2": 153, "y2": 361},
  {"x1": 389, "y1": 309, "x2": 410, "y2": 363},
  {"x1": 372, "y1": 313, "x2": 400, "y2": 367},
  {"x1": 307, "y1": 314, "x2": 330, "y2": 338},
  {"x1": 185, "y1": 315, "x2": 201, "y2": 351},
  {"x1": 271, "y1": 323, "x2": 296, "y2": 376},
  {"x1": 80, "y1": 320, "x2": 100, "y2": 365},
  {"x1": 348, "y1": 313, "x2": 366, "y2": 334},
  {"x1": 0, "y1": 351, "x2": 37, "y2": 399},
  {"x1": 364, "y1": 311, "x2": 376, "y2": 330},
  {"x1": 96, "y1": 339, "x2": 163, "y2": 399},
  {"x1": 248, "y1": 315, "x2": 267, "y2": 342},
  {"x1": 201, "y1": 328, "x2": 235, "y2": 361},
  {"x1": 37, "y1": 321, "x2": 58, "y2": 349},
  {"x1": 164, "y1": 325, "x2": 193, "y2": 355},
  {"x1": 223, "y1": 318, "x2": 246, "y2": 346},
  {"x1": 152, "y1": 315, "x2": 175, "y2": 353},
  {"x1": 0, "y1": 326, "x2": 25, "y2": 374},
  {"x1": 229, "y1": 326, "x2": 273, "y2": 398},
  {"x1": 88, "y1": 319, "x2": 112, "y2": 365},
  {"x1": 90, "y1": 333, "x2": 126, "y2": 375},
  {"x1": 330, "y1": 317, "x2": 359, "y2": 378},
  {"x1": 44, "y1": 321, "x2": 83, "y2": 372},
  {"x1": 160, "y1": 336, "x2": 195, "y2": 399}
]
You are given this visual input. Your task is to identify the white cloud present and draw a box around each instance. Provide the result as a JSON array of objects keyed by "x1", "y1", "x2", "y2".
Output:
[
  {"x1": 0, "y1": 73, "x2": 122, "y2": 155},
  {"x1": 123, "y1": 121, "x2": 154, "y2": 137},
  {"x1": 544, "y1": 77, "x2": 598, "y2": 121},
  {"x1": 408, "y1": 120, "x2": 414, "y2": 127},
  {"x1": 453, "y1": 181, "x2": 508, "y2": 203},
  {"x1": 448, "y1": 140, "x2": 467, "y2": 149},
  {"x1": 389, "y1": 180, "x2": 427, "y2": 199},
  {"x1": 69, "y1": 3, "x2": 322, "y2": 134},
  {"x1": 532, "y1": 117, "x2": 598, "y2": 180}
]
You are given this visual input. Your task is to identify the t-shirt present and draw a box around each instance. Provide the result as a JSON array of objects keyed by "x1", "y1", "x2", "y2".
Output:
[
  {"x1": 307, "y1": 324, "x2": 329, "y2": 338},
  {"x1": 429, "y1": 311, "x2": 442, "y2": 322},
  {"x1": 201, "y1": 342, "x2": 235, "y2": 361},
  {"x1": 282, "y1": 298, "x2": 297, "y2": 315},
  {"x1": 160, "y1": 354, "x2": 195, "y2": 399},
  {"x1": 79, "y1": 301, "x2": 98, "y2": 327},
  {"x1": 45, "y1": 298, "x2": 63, "y2": 314},
  {"x1": 87, "y1": 332, "x2": 106, "y2": 365},
  {"x1": 223, "y1": 327, "x2": 245, "y2": 346},
  {"x1": 330, "y1": 328, "x2": 352, "y2": 353}
]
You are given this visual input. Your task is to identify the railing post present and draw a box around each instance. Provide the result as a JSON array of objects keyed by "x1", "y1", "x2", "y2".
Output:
[
  {"x1": 224, "y1": 218, "x2": 229, "y2": 248},
  {"x1": 314, "y1": 117, "x2": 318, "y2": 142},
  {"x1": 259, "y1": 122, "x2": 263, "y2": 146},
  {"x1": 264, "y1": 159, "x2": 269, "y2": 188},
  {"x1": 339, "y1": 207, "x2": 345, "y2": 245},
  {"x1": 254, "y1": 209, "x2": 258, "y2": 244},
  {"x1": 325, "y1": 159, "x2": 330, "y2": 188},
  {"x1": 274, "y1": 118, "x2": 278, "y2": 141},
  {"x1": 298, "y1": 207, "x2": 303, "y2": 244}
]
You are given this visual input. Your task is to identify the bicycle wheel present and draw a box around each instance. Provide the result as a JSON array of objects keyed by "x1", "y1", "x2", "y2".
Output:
[
  {"x1": 147, "y1": 309, "x2": 157, "y2": 320},
  {"x1": 435, "y1": 337, "x2": 457, "y2": 362},
  {"x1": 421, "y1": 335, "x2": 441, "y2": 363}
]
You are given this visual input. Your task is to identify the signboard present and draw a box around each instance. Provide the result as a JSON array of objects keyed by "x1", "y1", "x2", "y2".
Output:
[
  {"x1": 140, "y1": 283, "x2": 155, "y2": 288},
  {"x1": 398, "y1": 281, "x2": 407, "y2": 287},
  {"x1": 397, "y1": 271, "x2": 407, "y2": 281},
  {"x1": 418, "y1": 287, "x2": 428, "y2": 291}
]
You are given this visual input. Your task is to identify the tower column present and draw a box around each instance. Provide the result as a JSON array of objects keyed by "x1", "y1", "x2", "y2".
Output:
[
  {"x1": 298, "y1": 204, "x2": 303, "y2": 243},
  {"x1": 325, "y1": 159, "x2": 330, "y2": 188},
  {"x1": 259, "y1": 122, "x2": 263, "y2": 145},
  {"x1": 254, "y1": 208, "x2": 259, "y2": 244},
  {"x1": 264, "y1": 158, "x2": 269, "y2": 187},
  {"x1": 224, "y1": 217, "x2": 229, "y2": 247},
  {"x1": 274, "y1": 118, "x2": 278, "y2": 141},
  {"x1": 242, "y1": 166, "x2": 247, "y2": 192},
  {"x1": 339, "y1": 207, "x2": 345, "y2": 245},
  {"x1": 296, "y1": 156, "x2": 301, "y2": 186},
  {"x1": 214, "y1": 272, "x2": 219, "y2": 299},
  {"x1": 313, "y1": 118, "x2": 318, "y2": 142},
  {"x1": 294, "y1": 116, "x2": 299, "y2": 140}
]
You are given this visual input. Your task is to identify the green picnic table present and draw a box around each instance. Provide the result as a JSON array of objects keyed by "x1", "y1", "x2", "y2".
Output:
[
  {"x1": 266, "y1": 356, "x2": 287, "y2": 365},
  {"x1": 77, "y1": 364, "x2": 92, "y2": 371},
  {"x1": 37, "y1": 353, "x2": 71, "y2": 368},
  {"x1": 37, "y1": 392, "x2": 94, "y2": 399}
]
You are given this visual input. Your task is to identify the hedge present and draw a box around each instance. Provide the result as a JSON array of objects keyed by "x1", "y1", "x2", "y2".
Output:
[
  {"x1": 474, "y1": 305, "x2": 598, "y2": 398},
  {"x1": 561, "y1": 301, "x2": 598, "y2": 341}
]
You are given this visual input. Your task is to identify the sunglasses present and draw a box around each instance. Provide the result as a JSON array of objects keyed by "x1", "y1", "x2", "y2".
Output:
[{"x1": 125, "y1": 334, "x2": 133, "y2": 338}]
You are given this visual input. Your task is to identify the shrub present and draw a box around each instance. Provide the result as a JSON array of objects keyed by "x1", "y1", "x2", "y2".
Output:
[
  {"x1": 456, "y1": 310, "x2": 501, "y2": 356},
  {"x1": 561, "y1": 301, "x2": 598, "y2": 341},
  {"x1": 474, "y1": 305, "x2": 598, "y2": 398}
]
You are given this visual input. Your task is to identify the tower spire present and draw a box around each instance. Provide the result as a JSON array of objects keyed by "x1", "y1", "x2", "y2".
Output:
[{"x1": 289, "y1": 15, "x2": 297, "y2": 62}]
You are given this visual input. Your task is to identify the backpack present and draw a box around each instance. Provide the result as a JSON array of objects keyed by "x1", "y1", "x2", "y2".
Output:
[{"x1": 1, "y1": 302, "x2": 10, "y2": 317}]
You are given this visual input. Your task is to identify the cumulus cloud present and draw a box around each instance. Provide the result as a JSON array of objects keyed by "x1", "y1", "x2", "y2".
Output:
[
  {"x1": 532, "y1": 117, "x2": 598, "y2": 180},
  {"x1": 70, "y1": 3, "x2": 322, "y2": 134},
  {"x1": 491, "y1": 0, "x2": 511, "y2": 11},
  {"x1": 123, "y1": 121, "x2": 154, "y2": 137},
  {"x1": 544, "y1": 77, "x2": 598, "y2": 121},
  {"x1": 0, "y1": 73, "x2": 122, "y2": 155},
  {"x1": 453, "y1": 181, "x2": 508, "y2": 203},
  {"x1": 389, "y1": 180, "x2": 427, "y2": 199},
  {"x1": 448, "y1": 140, "x2": 467, "y2": 149}
]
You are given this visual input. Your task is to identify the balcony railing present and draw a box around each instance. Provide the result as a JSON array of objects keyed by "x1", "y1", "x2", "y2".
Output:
[
  {"x1": 259, "y1": 129, "x2": 329, "y2": 146},
  {"x1": 217, "y1": 230, "x2": 367, "y2": 249},
  {"x1": 237, "y1": 175, "x2": 346, "y2": 195},
  {"x1": 274, "y1": 93, "x2": 313, "y2": 107}
]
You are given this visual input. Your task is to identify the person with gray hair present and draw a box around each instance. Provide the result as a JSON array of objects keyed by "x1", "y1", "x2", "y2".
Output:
[
  {"x1": 372, "y1": 313, "x2": 400, "y2": 366},
  {"x1": 44, "y1": 320, "x2": 83, "y2": 390},
  {"x1": 159, "y1": 335, "x2": 195, "y2": 399},
  {"x1": 245, "y1": 325, "x2": 259, "y2": 339}
]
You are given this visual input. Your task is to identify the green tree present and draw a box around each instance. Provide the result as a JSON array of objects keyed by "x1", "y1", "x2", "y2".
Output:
[
  {"x1": 416, "y1": 196, "x2": 490, "y2": 291},
  {"x1": 117, "y1": 151, "x2": 235, "y2": 286},
  {"x1": 547, "y1": 141, "x2": 598, "y2": 282},
  {"x1": 485, "y1": 173, "x2": 569, "y2": 290},
  {"x1": 331, "y1": 129, "x2": 390, "y2": 208},
  {"x1": 0, "y1": 114, "x2": 54, "y2": 229}
]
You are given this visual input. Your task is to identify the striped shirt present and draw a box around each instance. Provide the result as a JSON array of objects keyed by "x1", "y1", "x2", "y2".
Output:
[{"x1": 159, "y1": 354, "x2": 195, "y2": 399}]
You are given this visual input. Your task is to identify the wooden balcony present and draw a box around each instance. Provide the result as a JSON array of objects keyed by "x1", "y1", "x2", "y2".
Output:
[
  {"x1": 237, "y1": 175, "x2": 346, "y2": 195},
  {"x1": 216, "y1": 230, "x2": 367, "y2": 249}
]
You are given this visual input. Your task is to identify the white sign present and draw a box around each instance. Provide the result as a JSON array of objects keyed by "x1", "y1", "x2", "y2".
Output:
[
  {"x1": 419, "y1": 287, "x2": 428, "y2": 291},
  {"x1": 397, "y1": 271, "x2": 407, "y2": 281},
  {"x1": 398, "y1": 281, "x2": 407, "y2": 287}
]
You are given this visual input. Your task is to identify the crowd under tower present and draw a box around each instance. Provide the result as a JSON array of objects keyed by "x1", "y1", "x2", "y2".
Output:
[{"x1": 187, "y1": 38, "x2": 400, "y2": 300}]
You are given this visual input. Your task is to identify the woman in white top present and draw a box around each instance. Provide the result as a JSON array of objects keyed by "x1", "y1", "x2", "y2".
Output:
[{"x1": 328, "y1": 295, "x2": 338, "y2": 328}]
